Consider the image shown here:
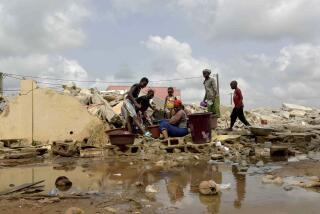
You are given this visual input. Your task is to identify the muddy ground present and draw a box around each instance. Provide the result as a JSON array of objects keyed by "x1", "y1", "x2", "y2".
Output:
[{"x1": 1, "y1": 156, "x2": 320, "y2": 214}]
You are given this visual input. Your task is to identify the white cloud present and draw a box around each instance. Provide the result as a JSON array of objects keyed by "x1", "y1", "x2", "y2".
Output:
[
  {"x1": 0, "y1": 55, "x2": 88, "y2": 89},
  {"x1": 141, "y1": 35, "x2": 320, "y2": 107},
  {"x1": 109, "y1": 0, "x2": 320, "y2": 42},
  {"x1": 143, "y1": 36, "x2": 210, "y2": 77},
  {"x1": 0, "y1": 0, "x2": 91, "y2": 92},
  {"x1": 0, "y1": 0, "x2": 89, "y2": 55}
]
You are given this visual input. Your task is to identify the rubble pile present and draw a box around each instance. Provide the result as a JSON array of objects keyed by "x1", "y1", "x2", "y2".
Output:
[
  {"x1": 1, "y1": 81, "x2": 320, "y2": 169},
  {"x1": 0, "y1": 139, "x2": 48, "y2": 167},
  {"x1": 62, "y1": 83, "x2": 124, "y2": 128}
]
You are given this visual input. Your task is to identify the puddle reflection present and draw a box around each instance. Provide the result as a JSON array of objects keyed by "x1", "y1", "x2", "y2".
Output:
[{"x1": 1, "y1": 160, "x2": 320, "y2": 213}]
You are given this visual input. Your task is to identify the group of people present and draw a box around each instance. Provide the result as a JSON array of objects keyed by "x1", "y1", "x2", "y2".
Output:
[{"x1": 121, "y1": 69, "x2": 250, "y2": 138}]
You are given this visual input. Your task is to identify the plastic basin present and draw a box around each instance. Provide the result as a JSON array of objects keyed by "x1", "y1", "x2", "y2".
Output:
[
  {"x1": 109, "y1": 132, "x2": 136, "y2": 145},
  {"x1": 106, "y1": 128, "x2": 127, "y2": 135},
  {"x1": 188, "y1": 113, "x2": 212, "y2": 144},
  {"x1": 148, "y1": 125, "x2": 161, "y2": 139}
]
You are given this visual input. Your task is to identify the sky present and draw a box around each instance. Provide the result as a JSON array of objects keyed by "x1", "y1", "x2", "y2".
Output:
[{"x1": 0, "y1": 0, "x2": 319, "y2": 108}]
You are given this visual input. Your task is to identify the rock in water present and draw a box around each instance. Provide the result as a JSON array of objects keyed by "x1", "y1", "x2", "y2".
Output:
[{"x1": 199, "y1": 180, "x2": 220, "y2": 195}]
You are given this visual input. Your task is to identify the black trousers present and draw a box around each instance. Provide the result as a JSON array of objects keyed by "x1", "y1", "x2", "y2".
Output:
[{"x1": 230, "y1": 107, "x2": 250, "y2": 128}]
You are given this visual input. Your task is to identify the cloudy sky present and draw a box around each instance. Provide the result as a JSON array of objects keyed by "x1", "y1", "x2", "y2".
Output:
[{"x1": 0, "y1": 0, "x2": 319, "y2": 108}]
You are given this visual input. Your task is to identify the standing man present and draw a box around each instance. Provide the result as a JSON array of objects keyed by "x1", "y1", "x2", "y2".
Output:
[
  {"x1": 122, "y1": 77, "x2": 151, "y2": 136},
  {"x1": 229, "y1": 80, "x2": 251, "y2": 130},
  {"x1": 203, "y1": 69, "x2": 220, "y2": 118}
]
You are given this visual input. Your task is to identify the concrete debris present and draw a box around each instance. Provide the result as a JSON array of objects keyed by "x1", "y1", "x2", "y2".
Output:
[
  {"x1": 262, "y1": 175, "x2": 284, "y2": 185},
  {"x1": 51, "y1": 141, "x2": 80, "y2": 157},
  {"x1": 80, "y1": 148, "x2": 104, "y2": 158},
  {"x1": 63, "y1": 84, "x2": 124, "y2": 127},
  {"x1": 0, "y1": 96, "x2": 8, "y2": 112},
  {"x1": 199, "y1": 180, "x2": 220, "y2": 195},
  {"x1": 104, "y1": 207, "x2": 118, "y2": 213},
  {"x1": 65, "y1": 207, "x2": 85, "y2": 214},
  {"x1": 145, "y1": 185, "x2": 158, "y2": 193},
  {"x1": 282, "y1": 103, "x2": 313, "y2": 112}
]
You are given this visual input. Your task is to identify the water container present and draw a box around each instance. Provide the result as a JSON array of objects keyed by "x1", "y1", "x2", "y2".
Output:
[{"x1": 188, "y1": 113, "x2": 212, "y2": 144}]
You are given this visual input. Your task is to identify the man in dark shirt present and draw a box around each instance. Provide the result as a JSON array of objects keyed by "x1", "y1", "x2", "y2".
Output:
[
  {"x1": 229, "y1": 80, "x2": 251, "y2": 130},
  {"x1": 122, "y1": 77, "x2": 151, "y2": 136},
  {"x1": 136, "y1": 89, "x2": 155, "y2": 125}
]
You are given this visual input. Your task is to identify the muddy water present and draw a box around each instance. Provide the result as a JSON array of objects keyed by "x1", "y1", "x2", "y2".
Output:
[{"x1": 1, "y1": 159, "x2": 320, "y2": 214}]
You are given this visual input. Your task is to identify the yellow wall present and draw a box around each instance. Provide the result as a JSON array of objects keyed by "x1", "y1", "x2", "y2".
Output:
[{"x1": 0, "y1": 80, "x2": 103, "y2": 143}]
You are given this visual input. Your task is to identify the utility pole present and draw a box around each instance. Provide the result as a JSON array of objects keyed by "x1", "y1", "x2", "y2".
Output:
[
  {"x1": 0, "y1": 72, "x2": 3, "y2": 96},
  {"x1": 229, "y1": 93, "x2": 233, "y2": 106}
]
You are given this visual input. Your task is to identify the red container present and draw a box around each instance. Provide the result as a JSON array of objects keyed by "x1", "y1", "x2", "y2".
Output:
[
  {"x1": 105, "y1": 128, "x2": 127, "y2": 135},
  {"x1": 148, "y1": 125, "x2": 161, "y2": 139},
  {"x1": 261, "y1": 119, "x2": 268, "y2": 125},
  {"x1": 108, "y1": 132, "x2": 136, "y2": 145},
  {"x1": 188, "y1": 113, "x2": 212, "y2": 144}
]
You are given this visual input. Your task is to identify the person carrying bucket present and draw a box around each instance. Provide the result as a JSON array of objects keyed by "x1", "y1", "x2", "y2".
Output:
[{"x1": 202, "y1": 69, "x2": 220, "y2": 118}]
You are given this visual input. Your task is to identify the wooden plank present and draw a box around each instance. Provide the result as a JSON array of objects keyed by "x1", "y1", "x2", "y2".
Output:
[{"x1": 0, "y1": 180, "x2": 45, "y2": 196}]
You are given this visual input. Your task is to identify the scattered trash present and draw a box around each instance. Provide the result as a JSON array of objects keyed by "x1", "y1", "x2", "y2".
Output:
[
  {"x1": 220, "y1": 183, "x2": 231, "y2": 190},
  {"x1": 48, "y1": 188, "x2": 59, "y2": 196},
  {"x1": 145, "y1": 185, "x2": 158, "y2": 193},
  {"x1": 256, "y1": 161, "x2": 264, "y2": 167}
]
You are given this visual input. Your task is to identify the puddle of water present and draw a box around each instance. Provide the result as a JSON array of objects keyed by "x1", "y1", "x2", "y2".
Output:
[{"x1": 1, "y1": 160, "x2": 320, "y2": 214}]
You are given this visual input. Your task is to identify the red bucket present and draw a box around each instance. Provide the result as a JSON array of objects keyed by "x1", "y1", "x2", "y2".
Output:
[
  {"x1": 188, "y1": 113, "x2": 212, "y2": 144},
  {"x1": 148, "y1": 125, "x2": 161, "y2": 139}
]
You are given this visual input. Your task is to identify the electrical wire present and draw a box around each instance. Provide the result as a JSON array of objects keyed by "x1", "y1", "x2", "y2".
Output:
[{"x1": 4, "y1": 72, "x2": 203, "y2": 84}]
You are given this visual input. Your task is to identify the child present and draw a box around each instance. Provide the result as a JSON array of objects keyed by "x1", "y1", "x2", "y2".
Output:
[
  {"x1": 229, "y1": 80, "x2": 251, "y2": 130},
  {"x1": 164, "y1": 87, "x2": 177, "y2": 119}
]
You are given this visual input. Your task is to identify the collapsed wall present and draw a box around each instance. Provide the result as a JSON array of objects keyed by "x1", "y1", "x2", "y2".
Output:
[{"x1": 0, "y1": 80, "x2": 104, "y2": 144}]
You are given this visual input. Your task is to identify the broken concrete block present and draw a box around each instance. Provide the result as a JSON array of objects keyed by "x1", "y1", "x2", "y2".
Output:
[
  {"x1": 80, "y1": 148, "x2": 104, "y2": 158},
  {"x1": 280, "y1": 111, "x2": 290, "y2": 119},
  {"x1": 161, "y1": 138, "x2": 183, "y2": 147},
  {"x1": 4, "y1": 151, "x2": 38, "y2": 159},
  {"x1": 211, "y1": 154, "x2": 224, "y2": 160},
  {"x1": 51, "y1": 141, "x2": 79, "y2": 157},
  {"x1": 270, "y1": 145, "x2": 288, "y2": 157},
  {"x1": 19, "y1": 147, "x2": 48, "y2": 156},
  {"x1": 290, "y1": 110, "x2": 306, "y2": 117},
  {"x1": 282, "y1": 103, "x2": 313, "y2": 112},
  {"x1": 262, "y1": 175, "x2": 284, "y2": 185}
]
